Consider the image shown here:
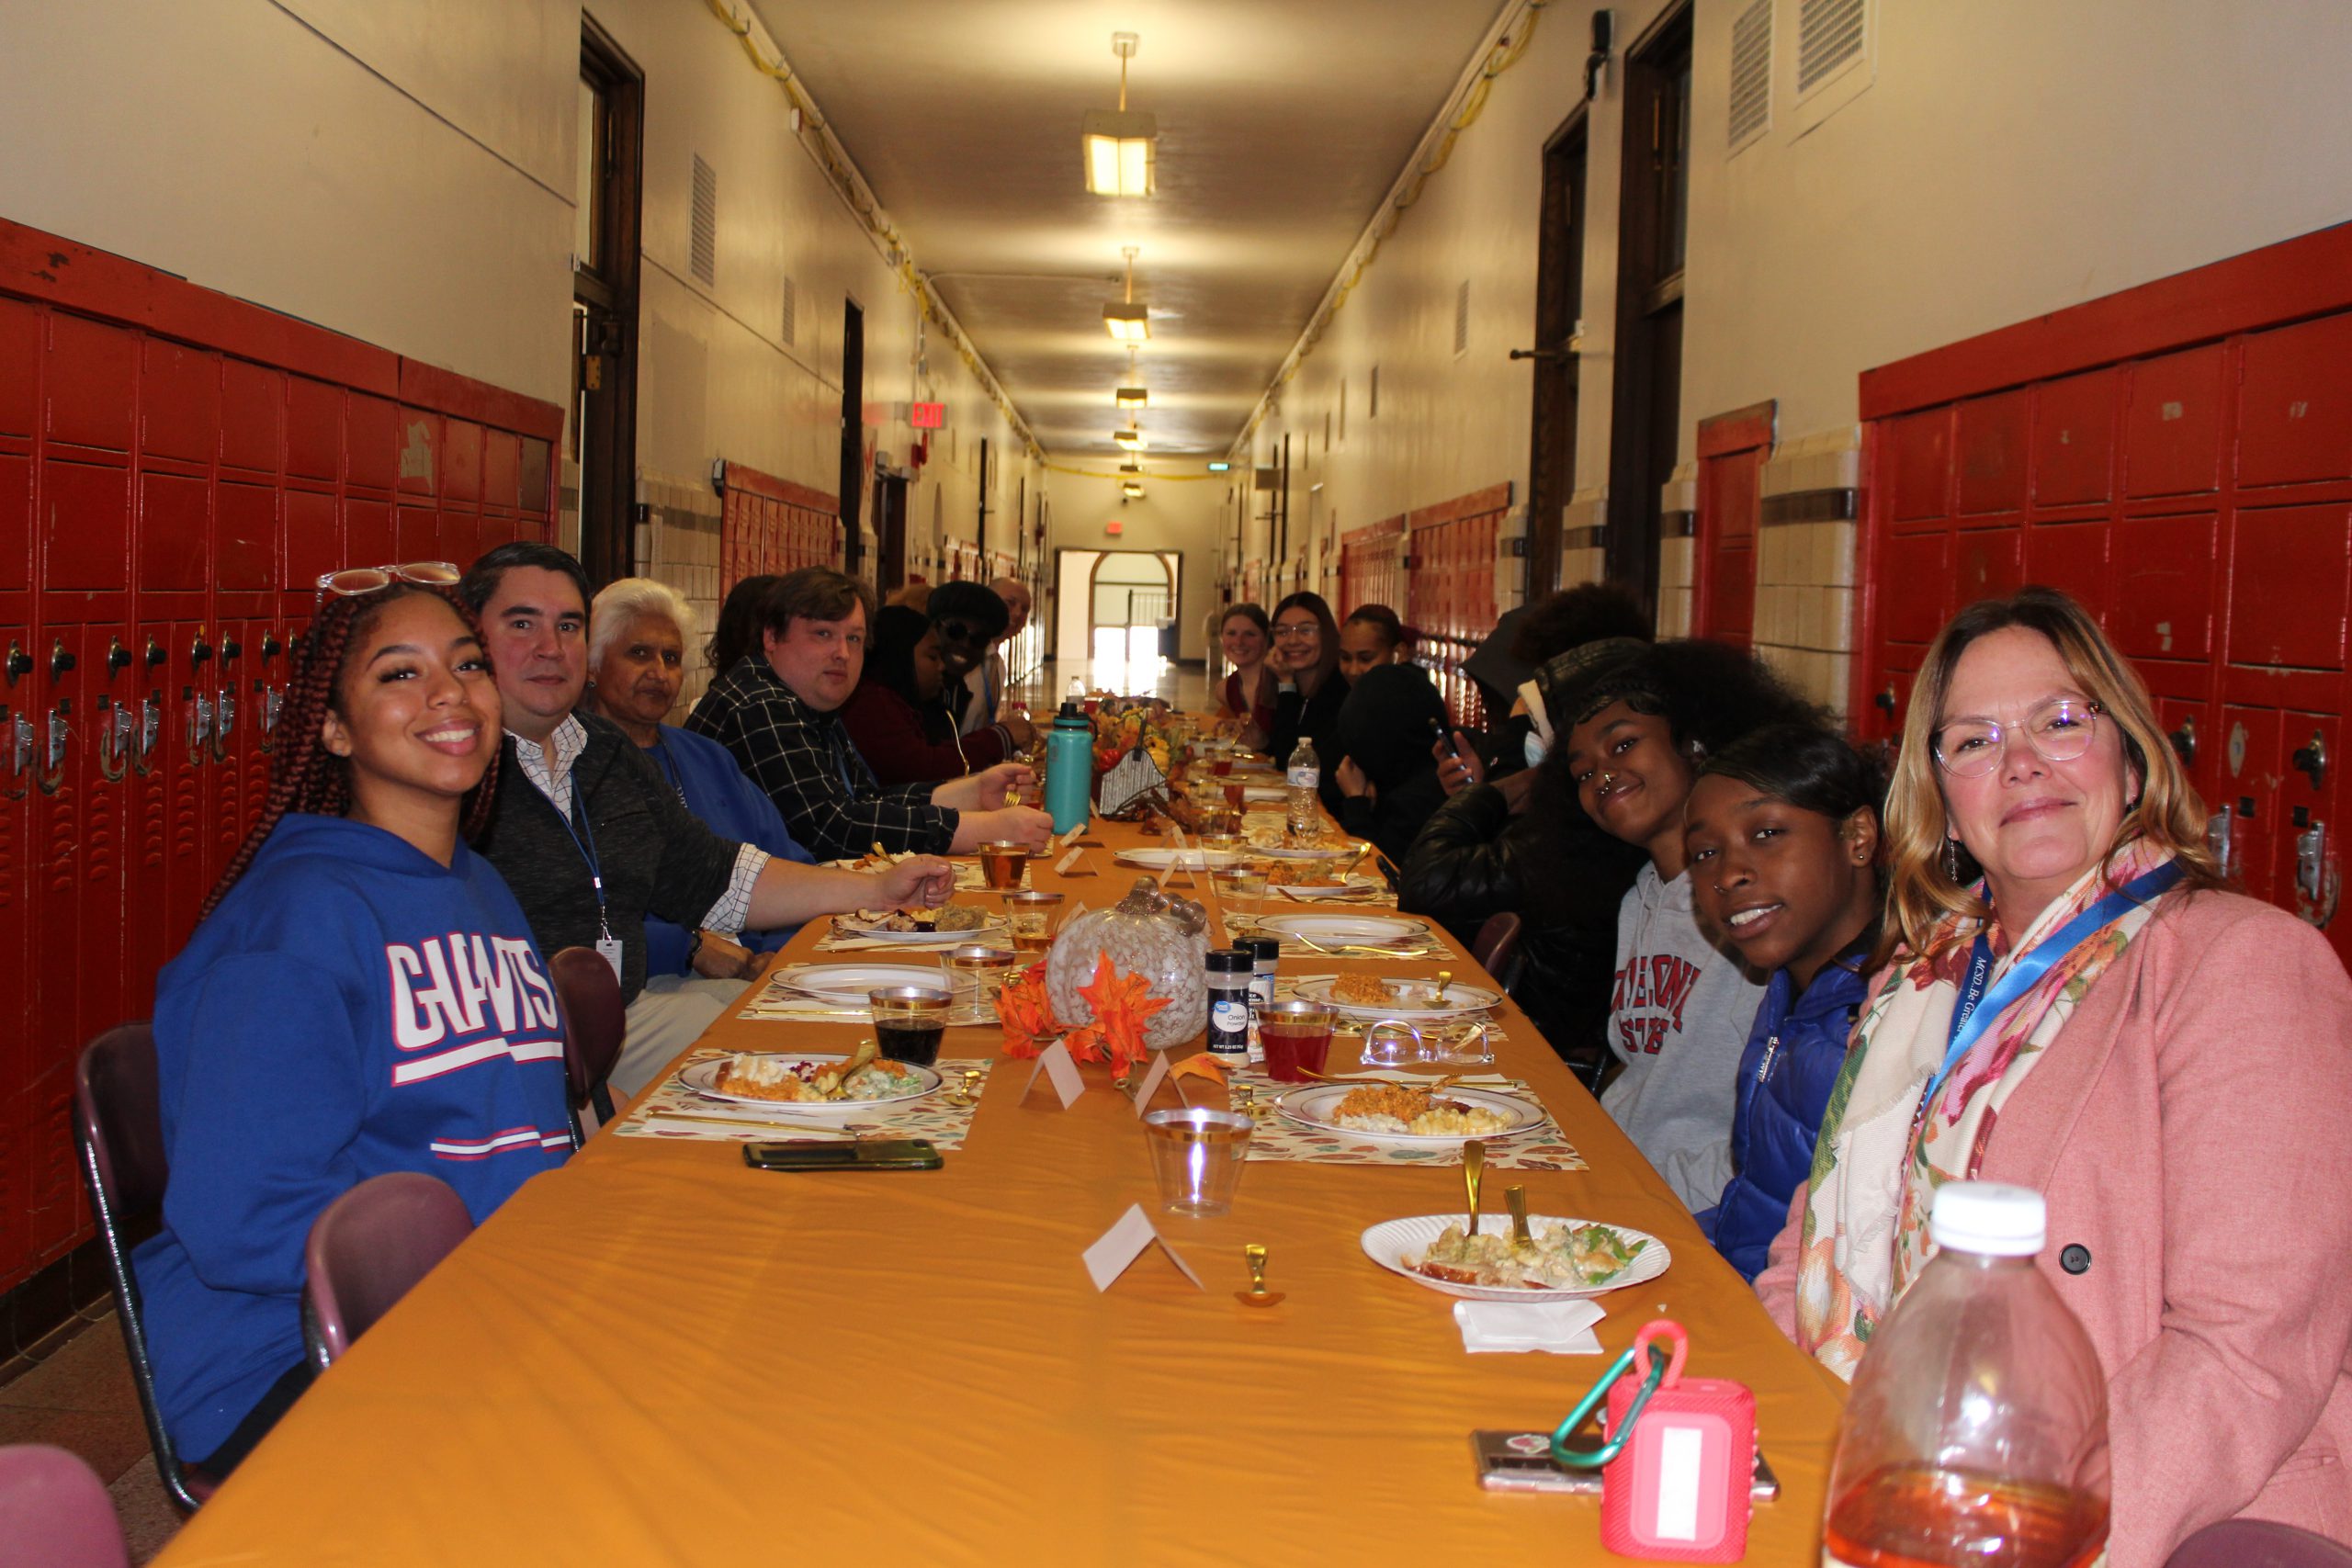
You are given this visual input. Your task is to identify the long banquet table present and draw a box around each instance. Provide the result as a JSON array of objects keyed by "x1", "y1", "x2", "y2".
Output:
[{"x1": 156, "y1": 808, "x2": 1844, "y2": 1565}]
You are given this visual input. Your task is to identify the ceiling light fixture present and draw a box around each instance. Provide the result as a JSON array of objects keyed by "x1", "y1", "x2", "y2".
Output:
[
  {"x1": 1103, "y1": 245, "x2": 1149, "y2": 342},
  {"x1": 1122, "y1": 481, "x2": 1145, "y2": 499},
  {"x1": 1118, "y1": 460, "x2": 1143, "y2": 475},
  {"x1": 1115, "y1": 387, "x2": 1148, "y2": 408},
  {"x1": 1081, "y1": 33, "x2": 1156, "y2": 197},
  {"x1": 1114, "y1": 428, "x2": 1146, "y2": 451},
  {"x1": 1207, "y1": 461, "x2": 1231, "y2": 472}
]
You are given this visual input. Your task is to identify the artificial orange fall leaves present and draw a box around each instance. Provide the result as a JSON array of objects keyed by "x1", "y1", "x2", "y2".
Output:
[{"x1": 996, "y1": 952, "x2": 1170, "y2": 1077}]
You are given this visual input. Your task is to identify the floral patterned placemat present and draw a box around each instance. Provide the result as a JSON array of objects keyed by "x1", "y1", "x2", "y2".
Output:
[
  {"x1": 615, "y1": 1053, "x2": 993, "y2": 1148},
  {"x1": 1222, "y1": 1066, "x2": 1586, "y2": 1170}
]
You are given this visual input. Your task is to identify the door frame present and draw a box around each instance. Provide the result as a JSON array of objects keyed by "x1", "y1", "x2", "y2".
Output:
[
  {"x1": 1522, "y1": 107, "x2": 1589, "y2": 596},
  {"x1": 573, "y1": 16, "x2": 643, "y2": 586}
]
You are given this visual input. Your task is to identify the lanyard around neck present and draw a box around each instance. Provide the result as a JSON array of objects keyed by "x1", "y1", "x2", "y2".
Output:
[
  {"x1": 1922, "y1": 859, "x2": 2183, "y2": 1112},
  {"x1": 554, "y1": 777, "x2": 615, "y2": 942}
]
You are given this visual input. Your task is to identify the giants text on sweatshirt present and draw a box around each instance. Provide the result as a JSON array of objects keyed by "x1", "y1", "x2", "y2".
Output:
[
  {"x1": 1600, "y1": 863, "x2": 1767, "y2": 1213},
  {"x1": 133, "y1": 814, "x2": 571, "y2": 1463}
]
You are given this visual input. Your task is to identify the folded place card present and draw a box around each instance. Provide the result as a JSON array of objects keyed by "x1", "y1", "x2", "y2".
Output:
[
  {"x1": 1083, "y1": 1203, "x2": 1205, "y2": 1292},
  {"x1": 1127, "y1": 1051, "x2": 1188, "y2": 1115},
  {"x1": 1019, "y1": 1040, "x2": 1085, "y2": 1109},
  {"x1": 1055, "y1": 846, "x2": 1088, "y2": 875},
  {"x1": 1453, "y1": 1298, "x2": 1606, "y2": 1356}
]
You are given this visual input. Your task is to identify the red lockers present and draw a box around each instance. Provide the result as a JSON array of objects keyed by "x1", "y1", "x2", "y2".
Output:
[
  {"x1": 717, "y1": 459, "x2": 841, "y2": 592},
  {"x1": 0, "y1": 218, "x2": 563, "y2": 1292},
  {"x1": 1856, "y1": 221, "x2": 2352, "y2": 964},
  {"x1": 1400, "y1": 483, "x2": 1510, "y2": 729},
  {"x1": 1337, "y1": 515, "x2": 1406, "y2": 624}
]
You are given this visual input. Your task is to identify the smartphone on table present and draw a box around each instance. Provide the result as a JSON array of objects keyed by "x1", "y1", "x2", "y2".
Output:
[
  {"x1": 1469, "y1": 1431, "x2": 1780, "y2": 1497},
  {"x1": 741, "y1": 1139, "x2": 944, "y2": 1171}
]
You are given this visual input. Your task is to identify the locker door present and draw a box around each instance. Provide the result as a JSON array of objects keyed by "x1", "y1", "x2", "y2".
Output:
[
  {"x1": 2109, "y1": 513, "x2": 2216, "y2": 663},
  {"x1": 2215, "y1": 705, "x2": 2280, "y2": 901},
  {"x1": 2274, "y1": 712, "x2": 2342, "y2": 936},
  {"x1": 123, "y1": 621, "x2": 212, "y2": 1013},
  {"x1": 2237, "y1": 311, "x2": 2352, "y2": 490},
  {"x1": 0, "y1": 616, "x2": 33, "y2": 1284}
]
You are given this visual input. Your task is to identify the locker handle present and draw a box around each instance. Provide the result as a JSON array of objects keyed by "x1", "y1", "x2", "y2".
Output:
[
  {"x1": 211, "y1": 688, "x2": 237, "y2": 761},
  {"x1": 3, "y1": 708, "x2": 28, "y2": 799},
  {"x1": 220, "y1": 637, "x2": 241, "y2": 664},
  {"x1": 1874, "y1": 683, "x2": 1897, "y2": 718},
  {"x1": 105, "y1": 637, "x2": 131, "y2": 676},
  {"x1": 2291, "y1": 733, "x2": 2326, "y2": 791},
  {"x1": 262, "y1": 634, "x2": 284, "y2": 660},
  {"x1": 144, "y1": 638, "x2": 166, "y2": 671},
  {"x1": 39, "y1": 701, "x2": 69, "y2": 795},
  {"x1": 257, "y1": 681, "x2": 282, "y2": 754},
  {"x1": 2167, "y1": 717, "x2": 2197, "y2": 768},
  {"x1": 96, "y1": 695, "x2": 130, "y2": 783},
  {"x1": 135, "y1": 693, "x2": 160, "y2": 776},
  {"x1": 3, "y1": 640, "x2": 27, "y2": 686},
  {"x1": 2297, "y1": 819, "x2": 2339, "y2": 929},
  {"x1": 50, "y1": 639, "x2": 75, "y2": 681},
  {"x1": 187, "y1": 690, "x2": 213, "y2": 761},
  {"x1": 189, "y1": 633, "x2": 213, "y2": 668},
  {"x1": 2206, "y1": 808, "x2": 2238, "y2": 883}
]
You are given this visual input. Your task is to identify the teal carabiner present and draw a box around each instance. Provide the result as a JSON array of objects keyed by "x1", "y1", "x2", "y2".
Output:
[{"x1": 1549, "y1": 1343, "x2": 1672, "y2": 1469}]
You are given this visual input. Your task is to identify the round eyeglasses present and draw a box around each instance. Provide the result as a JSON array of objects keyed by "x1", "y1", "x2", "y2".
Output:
[
  {"x1": 1271, "y1": 622, "x2": 1319, "y2": 640},
  {"x1": 314, "y1": 561, "x2": 462, "y2": 604},
  {"x1": 1933, "y1": 697, "x2": 2104, "y2": 779}
]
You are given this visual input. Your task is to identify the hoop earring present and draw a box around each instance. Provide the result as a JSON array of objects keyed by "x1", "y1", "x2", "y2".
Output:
[{"x1": 1943, "y1": 837, "x2": 1963, "y2": 884}]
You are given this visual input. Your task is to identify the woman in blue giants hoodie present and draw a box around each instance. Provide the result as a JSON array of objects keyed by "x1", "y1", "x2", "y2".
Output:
[
  {"x1": 1679, "y1": 724, "x2": 1887, "y2": 1281},
  {"x1": 134, "y1": 569, "x2": 571, "y2": 1476}
]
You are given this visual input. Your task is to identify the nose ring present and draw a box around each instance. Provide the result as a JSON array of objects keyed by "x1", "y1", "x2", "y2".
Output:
[{"x1": 1600, "y1": 772, "x2": 1616, "y2": 788}]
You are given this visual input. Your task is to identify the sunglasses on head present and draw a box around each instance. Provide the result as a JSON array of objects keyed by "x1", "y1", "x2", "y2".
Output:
[{"x1": 315, "y1": 561, "x2": 462, "y2": 603}]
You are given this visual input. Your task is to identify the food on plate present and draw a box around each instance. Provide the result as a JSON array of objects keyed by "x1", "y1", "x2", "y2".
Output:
[
  {"x1": 1412, "y1": 1221, "x2": 1649, "y2": 1290},
  {"x1": 714, "y1": 1045, "x2": 924, "y2": 1103},
  {"x1": 1329, "y1": 1083, "x2": 1512, "y2": 1137},
  {"x1": 1330, "y1": 974, "x2": 1398, "y2": 1006},
  {"x1": 849, "y1": 902, "x2": 989, "y2": 933}
]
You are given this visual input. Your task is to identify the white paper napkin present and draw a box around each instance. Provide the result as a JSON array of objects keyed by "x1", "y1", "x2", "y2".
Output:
[{"x1": 1453, "y1": 1298, "x2": 1605, "y2": 1355}]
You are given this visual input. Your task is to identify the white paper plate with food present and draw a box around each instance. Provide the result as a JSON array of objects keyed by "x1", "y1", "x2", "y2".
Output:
[
  {"x1": 1253, "y1": 912, "x2": 1427, "y2": 946},
  {"x1": 1114, "y1": 846, "x2": 1247, "y2": 871},
  {"x1": 1361, "y1": 1214, "x2": 1668, "y2": 1301},
  {"x1": 826, "y1": 852, "x2": 989, "y2": 889},
  {"x1": 1270, "y1": 873, "x2": 1386, "y2": 899},
  {"x1": 1272, "y1": 1082, "x2": 1543, "y2": 1145},
  {"x1": 677, "y1": 1050, "x2": 941, "y2": 1111},
  {"x1": 766, "y1": 963, "x2": 955, "y2": 1006},
  {"x1": 833, "y1": 906, "x2": 1004, "y2": 942},
  {"x1": 1295, "y1": 975, "x2": 1502, "y2": 1020}
]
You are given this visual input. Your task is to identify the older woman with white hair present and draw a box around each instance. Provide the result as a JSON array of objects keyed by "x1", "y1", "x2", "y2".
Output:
[{"x1": 588, "y1": 577, "x2": 816, "y2": 980}]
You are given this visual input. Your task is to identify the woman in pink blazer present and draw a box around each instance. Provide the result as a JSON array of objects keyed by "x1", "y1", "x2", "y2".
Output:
[{"x1": 1758, "y1": 587, "x2": 2352, "y2": 1565}]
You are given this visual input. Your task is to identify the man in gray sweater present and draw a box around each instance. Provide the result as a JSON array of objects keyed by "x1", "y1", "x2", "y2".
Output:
[{"x1": 462, "y1": 545, "x2": 950, "y2": 1095}]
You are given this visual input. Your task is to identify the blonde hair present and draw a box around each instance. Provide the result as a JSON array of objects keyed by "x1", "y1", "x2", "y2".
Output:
[
  {"x1": 587, "y1": 577, "x2": 698, "y2": 671},
  {"x1": 1880, "y1": 585, "x2": 2220, "y2": 963}
]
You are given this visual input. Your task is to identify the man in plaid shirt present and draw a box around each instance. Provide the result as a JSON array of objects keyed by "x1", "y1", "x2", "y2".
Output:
[{"x1": 686, "y1": 568, "x2": 1053, "y2": 861}]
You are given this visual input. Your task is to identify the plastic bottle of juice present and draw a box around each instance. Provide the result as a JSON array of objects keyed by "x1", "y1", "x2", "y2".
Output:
[{"x1": 1822, "y1": 1181, "x2": 2110, "y2": 1568}]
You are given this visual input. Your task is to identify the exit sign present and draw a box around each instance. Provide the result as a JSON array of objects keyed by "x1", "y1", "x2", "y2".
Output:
[
  {"x1": 909, "y1": 401, "x2": 945, "y2": 430},
  {"x1": 1105, "y1": 520, "x2": 1125, "y2": 536}
]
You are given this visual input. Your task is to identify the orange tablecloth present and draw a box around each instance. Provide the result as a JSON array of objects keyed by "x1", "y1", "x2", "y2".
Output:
[{"x1": 158, "y1": 811, "x2": 1843, "y2": 1565}]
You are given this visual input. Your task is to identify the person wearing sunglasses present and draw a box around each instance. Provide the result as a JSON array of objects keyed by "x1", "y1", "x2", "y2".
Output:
[
  {"x1": 926, "y1": 581, "x2": 1036, "y2": 752},
  {"x1": 137, "y1": 567, "x2": 569, "y2": 1478},
  {"x1": 459, "y1": 545, "x2": 954, "y2": 1095},
  {"x1": 1756, "y1": 587, "x2": 2352, "y2": 1562}
]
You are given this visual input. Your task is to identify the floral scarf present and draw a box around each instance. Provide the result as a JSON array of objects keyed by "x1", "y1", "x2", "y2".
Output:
[{"x1": 1792, "y1": 839, "x2": 2181, "y2": 1378}]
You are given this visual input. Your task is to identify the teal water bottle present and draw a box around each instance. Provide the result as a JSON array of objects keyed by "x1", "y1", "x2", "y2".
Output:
[{"x1": 1044, "y1": 679, "x2": 1094, "y2": 835}]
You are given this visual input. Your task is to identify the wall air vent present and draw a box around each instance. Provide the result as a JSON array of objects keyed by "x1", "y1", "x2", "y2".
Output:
[
  {"x1": 1453, "y1": 280, "x2": 1470, "y2": 356},
  {"x1": 690, "y1": 154, "x2": 718, "y2": 286},
  {"x1": 780, "y1": 274, "x2": 797, "y2": 346},
  {"x1": 1728, "y1": 0, "x2": 1772, "y2": 150},
  {"x1": 1796, "y1": 0, "x2": 1866, "y2": 96}
]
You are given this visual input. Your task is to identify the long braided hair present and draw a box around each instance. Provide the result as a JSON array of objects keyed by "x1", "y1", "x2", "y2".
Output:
[{"x1": 200, "y1": 583, "x2": 502, "y2": 919}]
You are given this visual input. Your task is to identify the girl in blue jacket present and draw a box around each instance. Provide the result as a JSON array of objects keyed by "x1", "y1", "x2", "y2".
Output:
[
  {"x1": 135, "y1": 569, "x2": 571, "y2": 1476},
  {"x1": 1680, "y1": 724, "x2": 1886, "y2": 1280}
]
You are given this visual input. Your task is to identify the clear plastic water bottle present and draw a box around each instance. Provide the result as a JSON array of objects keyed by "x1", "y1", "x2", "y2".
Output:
[
  {"x1": 1285, "y1": 736, "x2": 1320, "y2": 840},
  {"x1": 1823, "y1": 1181, "x2": 2110, "y2": 1568}
]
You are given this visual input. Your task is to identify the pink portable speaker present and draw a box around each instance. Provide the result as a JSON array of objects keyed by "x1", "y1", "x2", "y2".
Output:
[{"x1": 1596, "y1": 1321, "x2": 1758, "y2": 1562}]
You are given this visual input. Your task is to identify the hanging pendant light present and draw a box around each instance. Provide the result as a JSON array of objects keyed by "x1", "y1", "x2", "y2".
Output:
[
  {"x1": 1081, "y1": 34, "x2": 1156, "y2": 197},
  {"x1": 1103, "y1": 245, "x2": 1150, "y2": 342}
]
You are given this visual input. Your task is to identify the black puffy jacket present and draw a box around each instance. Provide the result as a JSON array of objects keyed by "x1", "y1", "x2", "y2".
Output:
[{"x1": 1399, "y1": 783, "x2": 1647, "y2": 1069}]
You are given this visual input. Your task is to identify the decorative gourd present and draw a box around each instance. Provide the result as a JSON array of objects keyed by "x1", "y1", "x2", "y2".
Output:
[{"x1": 1045, "y1": 877, "x2": 1209, "y2": 1050}]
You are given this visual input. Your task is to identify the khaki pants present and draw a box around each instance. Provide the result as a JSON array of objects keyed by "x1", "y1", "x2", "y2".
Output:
[{"x1": 613, "y1": 974, "x2": 743, "y2": 1098}]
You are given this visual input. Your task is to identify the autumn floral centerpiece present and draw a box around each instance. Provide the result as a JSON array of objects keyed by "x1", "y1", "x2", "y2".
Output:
[{"x1": 996, "y1": 879, "x2": 1209, "y2": 1072}]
